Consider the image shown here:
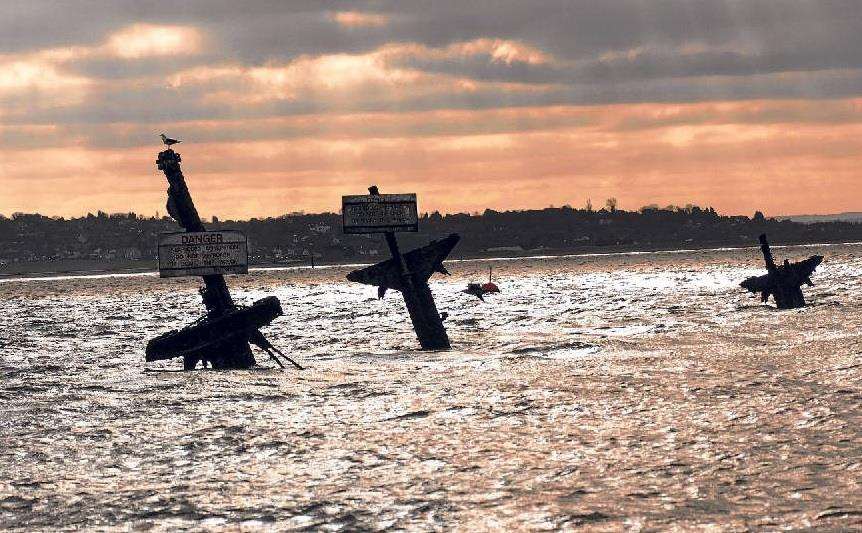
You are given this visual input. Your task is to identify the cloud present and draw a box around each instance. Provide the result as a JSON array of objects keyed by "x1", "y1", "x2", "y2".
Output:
[
  {"x1": 105, "y1": 24, "x2": 204, "y2": 59},
  {"x1": 154, "y1": 40, "x2": 557, "y2": 117},
  {"x1": 330, "y1": 11, "x2": 390, "y2": 28},
  {"x1": 6, "y1": 99, "x2": 861, "y2": 151},
  {"x1": 1, "y1": 1, "x2": 862, "y2": 217},
  {"x1": 0, "y1": 55, "x2": 90, "y2": 95},
  {"x1": 0, "y1": 51, "x2": 93, "y2": 108},
  {"x1": 0, "y1": 22, "x2": 209, "y2": 120},
  {"x1": 2, "y1": 3, "x2": 861, "y2": 118},
  {"x1": 247, "y1": 52, "x2": 421, "y2": 98},
  {"x1": 4, "y1": 99, "x2": 862, "y2": 218}
]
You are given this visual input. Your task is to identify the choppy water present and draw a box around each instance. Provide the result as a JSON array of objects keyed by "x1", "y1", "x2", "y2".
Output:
[{"x1": 1, "y1": 244, "x2": 860, "y2": 531}]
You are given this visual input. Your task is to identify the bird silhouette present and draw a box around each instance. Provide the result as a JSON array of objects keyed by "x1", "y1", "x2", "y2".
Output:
[{"x1": 160, "y1": 133, "x2": 181, "y2": 148}]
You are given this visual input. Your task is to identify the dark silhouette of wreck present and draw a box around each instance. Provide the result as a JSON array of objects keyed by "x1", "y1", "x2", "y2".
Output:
[
  {"x1": 345, "y1": 186, "x2": 458, "y2": 350},
  {"x1": 145, "y1": 149, "x2": 299, "y2": 370},
  {"x1": 740, "y1": 234, "x2": 823, "y2": 309}
]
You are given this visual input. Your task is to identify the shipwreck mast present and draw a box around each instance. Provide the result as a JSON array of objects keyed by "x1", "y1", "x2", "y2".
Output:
[
  {"x1": 156, "y1": 149, "x2": 255, "y2": 368},
  {"x1": 149, "y1": 148, "x2": 301, "y2": 371},
  {"x1": 740, "y1": 233, "x2": 823, "y2": 309},
  {"x1": 343, "y1": 185, "x2": 459, "y2": 350}
]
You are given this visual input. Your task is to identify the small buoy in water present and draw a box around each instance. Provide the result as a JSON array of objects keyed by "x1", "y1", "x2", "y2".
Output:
[
  {"x1": 463, "y1": 266, "x2": 501, "y2": 301},
  {"x1": 480, "y1": 282, "x2": 500, "y2": 294}
]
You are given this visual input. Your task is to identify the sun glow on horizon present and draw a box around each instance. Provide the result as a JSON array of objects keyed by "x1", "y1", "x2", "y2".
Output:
[{"x1": 0, "y1": 3, "x2": 859, "y2": 219}]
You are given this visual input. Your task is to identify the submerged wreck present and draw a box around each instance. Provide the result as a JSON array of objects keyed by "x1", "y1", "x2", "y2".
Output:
[
  {"x1": 740, "y1": 233, "x2": 823, "y2": 309},
  {"x1": 344, "y1": 186, "x2": 459, "y2": 350},
  {"x1": 145, "y1": 147, "x2": 299, "y2": 370}
]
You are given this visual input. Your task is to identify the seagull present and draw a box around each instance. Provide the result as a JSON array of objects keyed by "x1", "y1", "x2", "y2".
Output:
[{"x1": 160, "y1": 133, "x2": 181, "y2": 148}]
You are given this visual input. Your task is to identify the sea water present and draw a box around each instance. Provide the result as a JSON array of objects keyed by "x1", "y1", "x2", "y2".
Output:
[{"x1": 1, "y1": 244, "x2": 860, "y2": 530}]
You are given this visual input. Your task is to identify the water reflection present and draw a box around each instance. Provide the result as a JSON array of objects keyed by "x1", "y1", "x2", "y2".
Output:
[{"x1": 1, "y1": 244, "x2": 860, "y2": 530}]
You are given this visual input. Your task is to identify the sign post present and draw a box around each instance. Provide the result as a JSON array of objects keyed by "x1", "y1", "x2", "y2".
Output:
[
  {"x1": 343, "y1": 185, "x2": 459, "y2": 350},
  {"x1": 146, "y1": 148, "x2": 300, "y2": 371}
]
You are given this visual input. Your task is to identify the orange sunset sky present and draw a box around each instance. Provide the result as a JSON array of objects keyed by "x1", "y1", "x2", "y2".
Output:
[{"x1": 1, "y1": 1, "x2": 860, "y2": 219}]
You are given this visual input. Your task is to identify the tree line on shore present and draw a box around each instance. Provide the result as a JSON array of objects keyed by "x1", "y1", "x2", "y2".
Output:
[{"x1": 1, "y1": 203, "x2": 860, "y2": 269}]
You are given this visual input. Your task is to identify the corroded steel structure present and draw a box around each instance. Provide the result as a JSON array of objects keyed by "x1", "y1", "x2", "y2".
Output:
[
  {"x1": 346, "y1": 186, "x2": 458, "y2": 350},
  {"x1": 146, "y1": 149, "x2": 299, "y2": 370},
  {"x1": 740, "y1": 233, "x2": 823, "y2": 309}
]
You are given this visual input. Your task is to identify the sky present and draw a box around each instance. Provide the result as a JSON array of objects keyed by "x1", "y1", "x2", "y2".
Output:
[{"x1": 0, "y1": 0, "x2": 860, "y2": 218}]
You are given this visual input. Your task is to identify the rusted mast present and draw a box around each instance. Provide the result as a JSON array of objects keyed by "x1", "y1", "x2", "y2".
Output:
[
  {"x1": 368, "y1": 185, "x2": 450, "y2": 349},
  {"x1": 740, "y1": 233, "x2": 823, "y2": 309},
  {"x1": 758, "y1": 234, "x2": 804, "y2": 308},
  {"x1": 156, "y1": 149, "x2": 255, "y2": 368}
]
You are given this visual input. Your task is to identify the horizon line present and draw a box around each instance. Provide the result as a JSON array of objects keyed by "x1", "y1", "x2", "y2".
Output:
[{"x1": 4, "y1": 205, "x2": 861, "y2": 222}]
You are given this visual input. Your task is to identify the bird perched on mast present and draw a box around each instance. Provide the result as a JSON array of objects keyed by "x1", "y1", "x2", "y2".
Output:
[{"x1": 160, "y1": 133, "x2": 181, "y2": 148}]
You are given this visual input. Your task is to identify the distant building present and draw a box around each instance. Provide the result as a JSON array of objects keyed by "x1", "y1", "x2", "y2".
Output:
[
  {"x1": 309, "y1": 223, "x2": 331, "y2": 234},
  {"x1": 123, "y1": 247, "x2": 142, "y2": 260}
]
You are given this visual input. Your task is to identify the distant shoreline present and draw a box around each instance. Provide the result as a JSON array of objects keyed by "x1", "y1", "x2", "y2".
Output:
[{"x1": 2, "y1": 238, "x2": 858, "y2": 282}]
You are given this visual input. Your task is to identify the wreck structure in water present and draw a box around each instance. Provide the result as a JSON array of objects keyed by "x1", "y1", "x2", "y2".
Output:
[
  {"x1": 344, "y1": 186, "x2": 459, "y2": 350},
  {"x1": 145, "y1": 148, "x2": 300, "y2": 370},
  {"x1": 740, "y1": 233, "x2": 823, "y2": 309}
]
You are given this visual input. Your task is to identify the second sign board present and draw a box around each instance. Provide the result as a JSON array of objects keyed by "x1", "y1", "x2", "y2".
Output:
[{"x1": 342, "y1": 193, "x2": 418, "y2": 234}]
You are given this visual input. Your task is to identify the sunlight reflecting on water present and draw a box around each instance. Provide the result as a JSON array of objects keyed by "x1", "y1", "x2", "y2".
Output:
[{"x1": 1, "y1": 244, "x2": 861, "y2": 530}]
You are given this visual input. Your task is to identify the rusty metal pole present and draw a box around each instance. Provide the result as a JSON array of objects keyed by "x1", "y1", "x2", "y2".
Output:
[
  {"x1": 157, "y1": 149, "x2": 255, "y2": 368},
  {"x1": 368, "y1": 186, "x2": 450, "y2": 349}
]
